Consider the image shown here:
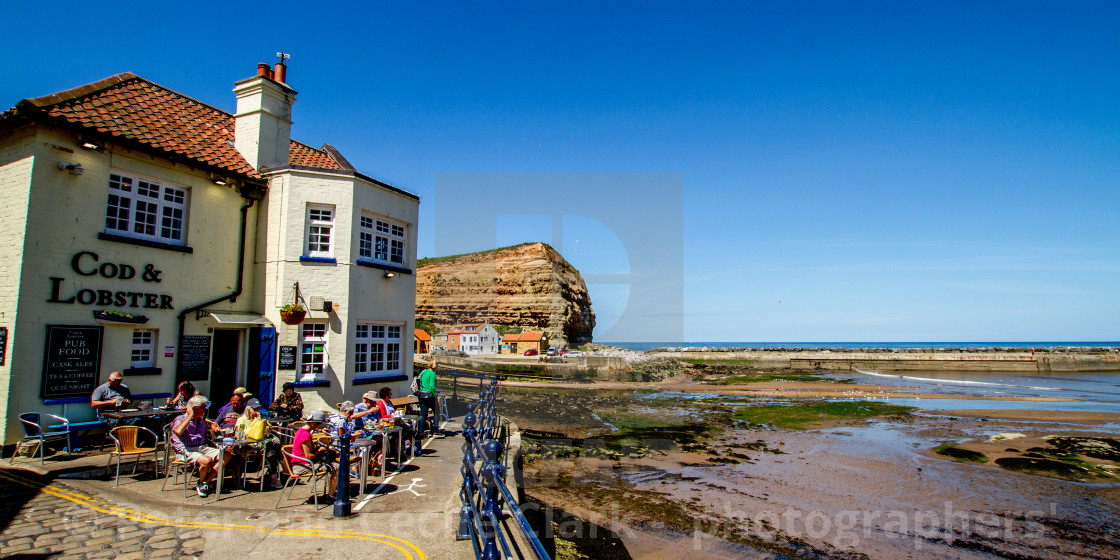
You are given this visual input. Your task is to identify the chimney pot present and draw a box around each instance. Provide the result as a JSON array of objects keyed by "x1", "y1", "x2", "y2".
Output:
[
  {"x1": 274, "y1": 62, "x2": 287, "y2": 84},
  {"x1": 257, "y1": 63, "x2": 269, "y2": 76}
]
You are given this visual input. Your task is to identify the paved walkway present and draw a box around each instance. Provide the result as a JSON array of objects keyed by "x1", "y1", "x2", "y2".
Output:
[{"x1": 0, "y1": 419, "x2": 475, "y2": 560}]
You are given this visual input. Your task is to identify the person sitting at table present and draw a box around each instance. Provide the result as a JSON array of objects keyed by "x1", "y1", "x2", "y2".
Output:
[
  {"x1": 170, "y1": 395, "x2": 232, "y2": 498},
  {"x1": 270, "y1": 382, "x2": 304, "y2": 420},
  {"x1": 235, "y1": 398, "x2": 283, "y2": 489},
  {"x1": 375, "y1": 387, "x2": 415, "y2": 455},
  {"x1": 291, "y1": 411, "x2": 338, "y2": 500},
  {"x1": 328, "y1": 401, "x2": 356, "y2": 435},
  {"x1": 350, "y1": 392, "x2": 380, "y2": 432},
  {"x1": 90, "y1": 371, "x2": 132, "y2": 417},
  {"x1": 214, "y1": 394, "x2": 246, "y2": 430},
  {"x1": 167, "y1": 381, "x2": 199, "y2": 410}
]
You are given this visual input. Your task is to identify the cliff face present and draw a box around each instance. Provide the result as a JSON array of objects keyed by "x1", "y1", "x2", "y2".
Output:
[{"x1": 415, "y1": 243, "x2": 595, "y2": 344}]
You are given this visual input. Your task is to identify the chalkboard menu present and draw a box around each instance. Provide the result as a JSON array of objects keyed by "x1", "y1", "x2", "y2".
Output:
[
  {"x1": 278, "y1": 345, "x2": 297, "y2": 370},
  {"x1": 41, "y1": 325, "x2": 104, "y2": 398},
  {"x1": 0, "y1": 326, "x2": 7, "y2": 366},
  {"x1": 179, "y1": 335, "x2": 212, "y2": 381}
]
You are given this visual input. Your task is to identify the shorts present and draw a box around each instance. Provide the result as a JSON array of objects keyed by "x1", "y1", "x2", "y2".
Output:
[{"x1": 179, "y1": 445, "x2": 220, "y2": 463}]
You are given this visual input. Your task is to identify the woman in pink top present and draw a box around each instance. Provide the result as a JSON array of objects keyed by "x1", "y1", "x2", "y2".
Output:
[{"x1": 291, "y1": 411, "x2": 338, "y2": 499}]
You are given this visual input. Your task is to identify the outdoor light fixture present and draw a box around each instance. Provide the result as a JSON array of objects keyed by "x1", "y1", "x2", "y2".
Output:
[
  {"x1": 58, "y1": 162, "x2": 83, "y2": 175},
  {"x1": 80, "y1": 142, "x2": 102, "y2": 151},
  {"x1": 384, "y1": 271, "x2": 396, "y2": 278},
  {"x1": 212, "y1": 178, "x2": 228, "y2": 186}
]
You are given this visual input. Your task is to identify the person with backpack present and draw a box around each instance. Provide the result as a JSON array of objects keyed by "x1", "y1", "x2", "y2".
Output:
[{"x1": 416, "y1": 360, "x2": 439, "y2": 444}]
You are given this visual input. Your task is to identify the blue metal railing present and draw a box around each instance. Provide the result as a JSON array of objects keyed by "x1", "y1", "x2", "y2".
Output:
[{"x1": 456, "y1": 378, "x2": 550, "y2": 560}]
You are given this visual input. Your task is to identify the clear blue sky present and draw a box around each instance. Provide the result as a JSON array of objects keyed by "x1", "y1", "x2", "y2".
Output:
[{"x1": 4, "y1": 1, "x2": 1118, "y2": 342}]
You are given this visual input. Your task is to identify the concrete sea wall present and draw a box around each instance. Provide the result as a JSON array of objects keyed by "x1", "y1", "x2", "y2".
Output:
[{"x1": 648, "y1": 347, "x2": 1120, "y2": 373}]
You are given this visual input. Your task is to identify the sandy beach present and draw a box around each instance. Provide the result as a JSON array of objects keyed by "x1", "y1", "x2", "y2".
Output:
[{"x1": 491, "y1": 367, "x2": 1120, "y2": 558}]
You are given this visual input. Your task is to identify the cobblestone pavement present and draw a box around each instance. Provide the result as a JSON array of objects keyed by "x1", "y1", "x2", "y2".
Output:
[{"x1": 0, "y1": 469, "x2": 205, "y2": 559}]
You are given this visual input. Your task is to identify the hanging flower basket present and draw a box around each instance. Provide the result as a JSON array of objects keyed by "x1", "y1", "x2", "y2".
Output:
[{"x1": 280, "y1": 307, "x2": 306, "y2": 325}]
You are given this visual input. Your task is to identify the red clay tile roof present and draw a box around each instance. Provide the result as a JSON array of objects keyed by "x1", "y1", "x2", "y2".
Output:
[
  {"x1": 4, "y1": 72, "x2": 341, "y2": 180},
  {"x1": 517, "y1": 331, "x2": 545, "y2": 342},
  {"x1": 414, "y1": 329, "x2": 432, "y2": 341}
]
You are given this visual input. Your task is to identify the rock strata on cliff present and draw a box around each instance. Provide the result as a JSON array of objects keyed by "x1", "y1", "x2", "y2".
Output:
[{"x1": 415, "y1": 243, "x2": 595, "y2": 344}]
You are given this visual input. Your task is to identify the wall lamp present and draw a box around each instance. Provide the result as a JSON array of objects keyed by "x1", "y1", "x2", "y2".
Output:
[
  {"x1": 58, "y1": 162, "x2": 83, "y2": 175},
  {"x1": 212, "y1": 178, "x2": 228, "y2": 186},
  {"x1": 384, "y1": 271, "x2": 396, "y2": 278},
  {"x1": 80, "y1": 141, "x2": 106, "y2": 153}
]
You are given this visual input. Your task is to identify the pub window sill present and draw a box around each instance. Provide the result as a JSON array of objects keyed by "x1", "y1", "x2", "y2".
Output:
[
  {"x1": 353, "y1": 374, "x2": 408, "y2": 385},
  {"x1": 99, "y1": 232, "x2": 193, "y2": 253},
  {"x1": 293, "y1": 379, "x2": 330, "y2": 388},
  {"x1": 299, "y1": 256, "x2": 337, "y2": 264},
  {"x1": 356, "y1": 260, "x2": 412, "y2": 275}
]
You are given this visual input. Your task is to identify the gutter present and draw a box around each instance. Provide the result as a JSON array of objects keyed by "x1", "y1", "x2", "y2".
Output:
[{"x1": 175, "y1": 198, "x2": 255, "y2": 381}]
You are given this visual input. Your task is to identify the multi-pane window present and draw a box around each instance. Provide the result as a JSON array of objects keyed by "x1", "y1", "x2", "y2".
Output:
[
  {"x1": 300, "y1": 323, "x2": 328, "y2": 375},
  {"x1": 131, "y1": 330, "x2": 155, "y2": 368},
  {"x1": 306, "y1": 205, "x2": 334, "y2": 257},
  {"x1": 354, "y1": 322, "x2": 402, "y2": 375},
  {"x1": 360, "y1": 215, "x2": 407, "y2": 266},
  {"x1": 106, "y1": 172, "x2": 187, "y2": 245}
]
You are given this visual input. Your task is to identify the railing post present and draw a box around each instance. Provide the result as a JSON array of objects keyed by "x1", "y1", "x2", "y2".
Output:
[
  {"x1": 457, "y1": 408, "x2": 478, "y2": 541},
  {"x1": 479, "y1": 439, "x2": 505, "y2": 560}
]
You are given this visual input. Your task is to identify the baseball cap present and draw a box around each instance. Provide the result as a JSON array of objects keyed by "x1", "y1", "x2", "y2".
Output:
[
  {"x1": 306, "y1": 410, "x2": 327, "y2": 422},
  {"x1": 245, "y1": 398, "x2": 262, "y2": 409}
]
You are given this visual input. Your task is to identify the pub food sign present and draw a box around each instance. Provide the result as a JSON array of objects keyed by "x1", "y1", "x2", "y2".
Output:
[{"x1": 42, "y1": 325, "x2": 104, "y2": 398}]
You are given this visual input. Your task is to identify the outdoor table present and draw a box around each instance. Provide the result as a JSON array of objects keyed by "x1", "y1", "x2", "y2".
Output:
[
  {"x1": 349, "y1": 438, "x2": 377, "y2": 494},
  {"x1": 101, "y1": 408, "x2": 183, "y2": 424},
  {"x1": 213, "y1": 437, "x2": 253, "y2": 501}
]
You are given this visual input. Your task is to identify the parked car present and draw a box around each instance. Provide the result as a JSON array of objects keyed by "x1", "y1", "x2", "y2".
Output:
[
  {"x1": 558, "y1": 348, "x2": 570, "y2": 355},
  {"x1": 523, "y1": 348, "x2": 538, "y2": 356},
  {"x1": 566, "y1": 351, "x2": 584, "y2": 358},
  {"x1": 546, "y1": 346, "x2": 558, "y2": 356}
]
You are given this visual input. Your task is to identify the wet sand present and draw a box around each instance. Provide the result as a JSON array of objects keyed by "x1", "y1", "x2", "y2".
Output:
[
  {"x1": 501, "y1": 378, "x2": 1084, "y2": 404},
  {"x1": 932, "y1": 409, "x2": 1120, "y2": 423},
  {"x1": 501, "y1": 383, "x2": 1120, "y2": 559}
]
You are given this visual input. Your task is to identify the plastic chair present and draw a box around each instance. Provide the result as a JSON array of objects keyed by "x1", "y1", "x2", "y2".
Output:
[
  {"x1": 275, "y1": 445, "x2": 327, "y2": 509},
  {"x1": 12, "y1": 413, "x2": 71, "y2": 464},
  {"x1": 107, "y1": 426, "x2": 160, "y2": 486}
]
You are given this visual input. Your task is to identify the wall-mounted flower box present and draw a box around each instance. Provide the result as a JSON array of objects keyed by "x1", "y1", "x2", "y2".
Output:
[{"x1": 93, "y1": 310, "x2": 150, "y2": 325}]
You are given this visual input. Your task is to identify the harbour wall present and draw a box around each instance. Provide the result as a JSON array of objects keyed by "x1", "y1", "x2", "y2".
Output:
[{"x1": 648, "y1": 348, "x2": 1120, "y2": 373}]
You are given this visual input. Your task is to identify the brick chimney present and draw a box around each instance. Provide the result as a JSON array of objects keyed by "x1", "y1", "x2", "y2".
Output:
[{"x1": 233, "y1": 61, "x2": 296, "y2": 170}]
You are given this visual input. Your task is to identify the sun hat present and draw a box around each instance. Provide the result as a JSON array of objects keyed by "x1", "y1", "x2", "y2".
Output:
[
  {"x1": 362, "y1": 391, "x2": 378, "y2": 401},
  {"x1": 306, "y1": 410, "x2": 327, "y2": 422}
]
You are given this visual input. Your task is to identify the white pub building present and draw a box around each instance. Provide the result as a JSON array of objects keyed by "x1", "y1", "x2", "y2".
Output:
[{"x1": 0, "y1": 60, "x2": 419, "y2": 447}]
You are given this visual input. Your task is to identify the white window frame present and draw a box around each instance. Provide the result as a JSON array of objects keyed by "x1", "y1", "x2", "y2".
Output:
[
  {"x1": 105, "y1": 171, "x2": 188, "y2": 245},
  {"x1": 131, "y1": 329, "x2": 156, "y2": 368},
  {"x1": 300, "y1": 322, "x2": 328, "y2": 378},
  {"x1": 305, "y1": 205, "x2": 335, "y2": 258},
  {"x1": 354, "y1": 322, "x2": 403, "y2": 378},
  {"x1": 358, "y1": 214, "x2": 408, "y2": 266}
]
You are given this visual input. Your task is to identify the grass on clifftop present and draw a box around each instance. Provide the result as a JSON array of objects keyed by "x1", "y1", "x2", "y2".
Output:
[{"x1": 734, "y1": 401, "x2": 914, "y2": 429}]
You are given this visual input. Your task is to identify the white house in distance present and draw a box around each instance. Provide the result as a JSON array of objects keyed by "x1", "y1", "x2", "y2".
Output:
[
  {"x1": 450, "y1": 323, "x2": 500, "y2": 355},
  {"x1": 0, "y1": 60, "x2": 419, "y2": 445}
]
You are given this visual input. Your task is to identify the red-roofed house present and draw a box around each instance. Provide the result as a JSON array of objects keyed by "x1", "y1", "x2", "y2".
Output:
[
  {"x1": 0, "y1": 62, "x2": 419, "y2": 445},
  {"x1": 415, "y1": 329, "x2": 432, "y2": 354},
  {"x1": 500, "y1": 331, "x2": 548, "y2": 354}
]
